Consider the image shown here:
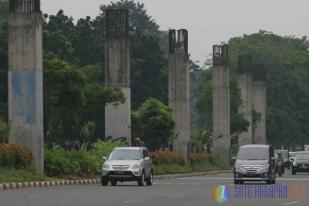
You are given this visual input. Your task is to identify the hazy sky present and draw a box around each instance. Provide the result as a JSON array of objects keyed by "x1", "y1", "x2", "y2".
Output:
[{"x1": 42, "y1": 0, "x2": 309, "y2": 64}]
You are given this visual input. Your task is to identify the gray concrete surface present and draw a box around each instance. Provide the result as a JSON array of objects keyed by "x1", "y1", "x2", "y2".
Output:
[
  {"x1": 8, "y1": 0, "x2": 44, "y2": 172},
  {"x1": 168, "y1": 29, "x2": 190, "y2": 162},
  {"x1": 252, "y1": 65, "x2": 267, "y2": 144},
  {"x1": 212, "y1": 45, "x2": 230, "y2": 167},
  {"x1": 104, "y1": 9, "x2": 131, "y2": 144},
  {"x1": 237, "y1": 55, "x2": 253, "y2": 146},
  {"x1": 1, "y1": 171, "x2": 309, "y2": 206}
]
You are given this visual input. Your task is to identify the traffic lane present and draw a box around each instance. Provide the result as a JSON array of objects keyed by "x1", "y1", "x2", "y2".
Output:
[
  {"x1": 182, "y1": 171, "x2": 309, "y2": 206},
  {"x1": 0, "y1": 172, "x2": 308, "y2": 206},
  {"x1": 0, "y1": 177, "x2": 220, "y2": 206}
]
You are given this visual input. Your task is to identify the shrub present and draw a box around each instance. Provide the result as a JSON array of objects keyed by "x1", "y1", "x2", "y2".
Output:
[
  {"x1": 0, "y1": 144, "x2": 32, "y2": 169},
  {"x1": 150, "y1": 151, "x2": 184, "y2": 165},
  {"x1": 190, "y1": 152, "x2": 216, "y2": 164},
  {"x1": 44, "y1": 140, "x2": 122, "y2": 177}
]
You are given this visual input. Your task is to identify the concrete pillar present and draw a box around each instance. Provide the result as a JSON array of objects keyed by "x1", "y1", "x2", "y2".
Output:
[
  {"x1": 212, "y1": 44, "x2": 230, "y2": 167},
  {"x1": 104, "y1": 9, "x2": 131, "y2": 145},
  {"x1": 168, "y1": 29, "x2": 190, "y2": 162},
  {"x1": 237, "y1": 55, "x2": 253, "y2": 146},
  {"x1": 252, "y1": 65, "x2": 267, "y2": 144},
  {"x1": 8, "y1": 0, "x2": 43, "y2": 171}
]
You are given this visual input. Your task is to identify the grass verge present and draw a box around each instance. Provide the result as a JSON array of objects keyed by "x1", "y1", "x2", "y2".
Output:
[{"x1": 0, "y1": 168, "x2": 56, "y2": 183}]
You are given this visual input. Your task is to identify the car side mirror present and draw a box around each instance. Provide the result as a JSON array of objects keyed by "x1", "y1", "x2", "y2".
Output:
[
  {"x1": 145, "y1": 157, "x2": 150, "y2": 161},
  {"x1": 102, "y1": 156, "x2": 107, "y2": 161}
]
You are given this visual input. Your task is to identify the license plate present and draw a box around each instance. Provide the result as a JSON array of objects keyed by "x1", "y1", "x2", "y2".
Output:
[{"x1": 115, "y1": 171, "x2": 125, "y2": 174}]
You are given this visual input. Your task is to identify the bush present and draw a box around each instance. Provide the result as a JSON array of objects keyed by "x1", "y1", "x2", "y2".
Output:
[
  {"x1": 44, "y1": 140, "x2": 122, "y2": 177},
  {"x1": 0, "y1": 144, "x2": 32, "y2": 169},
  {"x1": 190, "y1": 152, "x2": 215, "y2": 164},
  {"x1": 150, "y1": 151, "x2": 184, "y2": 165}
]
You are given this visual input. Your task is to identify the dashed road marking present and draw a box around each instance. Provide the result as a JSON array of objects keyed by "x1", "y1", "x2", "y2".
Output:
[
  {"x1": 167, "y1": 194, "x2": 184, "y2": 198},
  {"x1": 284, "y1": 201, "x2": 299, "y2": 205}
]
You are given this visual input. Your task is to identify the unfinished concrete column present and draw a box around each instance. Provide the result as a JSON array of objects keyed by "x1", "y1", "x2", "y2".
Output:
[
  {"x1": 252, "y1": 65, "x2": 267, "y2": 144},
  {"x1": 237, "y1": 55, "x2": 253, "y2": 146},
  {"x1": 8, "y1": 0, "x2": 43, "y2": 171},
  {"x1": 168, "y1": 29, "x2": 190, "y2": 162},
  {"x1": 212, "y1": 44, "x2": 230, "y2": 167},
  {"x1": 104, "y1": 9, "x2": 131, "y2": 145}
]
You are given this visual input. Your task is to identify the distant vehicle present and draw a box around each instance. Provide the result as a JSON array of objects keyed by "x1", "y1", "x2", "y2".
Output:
[
  {"x1": 233, "y1": 144, "x2": 276, "y2": 184},
  {"x1": 101, "y1": 147, "x2": 153, "y2": 186},
  {"x1": 275, "y1": 150, "x2": 290, "y2": 169},
  {"x1": 292, "y1": 151, "x2": 309, "y2": 175},
  {"x1": 289, "y1": 152, "x2": 296, "y2": 162}
]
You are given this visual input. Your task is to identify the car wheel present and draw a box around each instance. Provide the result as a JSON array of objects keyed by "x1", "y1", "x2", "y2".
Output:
[
  {"x1": 101, "y1": 176, "x2": 108, "y2": 186},
  {"x1": 111, "y1": 180, "x2": 117, "y2": 186},
  {"x1": 234, "y1": 179, "x2": 239, "y2": 184},
  {"x1": 137, "y1": 171, "x2": 145, "y2": 186},
  {"x1": 146, "y1": 171, "x2": 153, "y2": 186},
  {"x1": 271, "y1": 179, "x2": 276, "y2": 184}
]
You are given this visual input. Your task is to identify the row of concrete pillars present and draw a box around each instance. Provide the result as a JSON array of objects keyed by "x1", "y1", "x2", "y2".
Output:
[
  {"x1": 7, "y1": 1, "x2": 191, "y2": 171},
  {"x1": 7, "y1": 0, "x2": 266, "y2": 171},
  {"x1": 212, "y1": 49, "x2": 267, "y2": 167}
]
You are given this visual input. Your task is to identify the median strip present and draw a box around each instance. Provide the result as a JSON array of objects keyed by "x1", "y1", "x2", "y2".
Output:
[{"x1": 0, "y1": 170, "x2": 231, "y2": 191}]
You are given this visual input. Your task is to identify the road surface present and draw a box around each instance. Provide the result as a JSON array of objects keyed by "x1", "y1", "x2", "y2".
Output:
[{"x1": 1, "y1": 171, "x2": 309, "y2": 206}]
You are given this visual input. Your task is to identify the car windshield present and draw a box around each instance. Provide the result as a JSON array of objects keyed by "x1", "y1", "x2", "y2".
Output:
[
  {"x1": 109, "y1": 149, "x2": 142, "y2": 160},
  {"x1": 237, "y1": 148, "x2": 269, "y2": 160},
  {"x1": 275, "y1": 150, "x2": 289, "y2": 159},
  {"x1": 295, "y1": 153, "x2": 309, "y2": 160}
]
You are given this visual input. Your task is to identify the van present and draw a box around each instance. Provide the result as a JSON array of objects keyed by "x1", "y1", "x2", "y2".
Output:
[{"x1": 233, "y1": 144, "x2": 276, "y2": 184}]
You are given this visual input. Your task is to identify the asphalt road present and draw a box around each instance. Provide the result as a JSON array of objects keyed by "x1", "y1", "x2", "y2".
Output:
[{"x1": 1, "y1": 171, "x2": 309, "y2": 206}]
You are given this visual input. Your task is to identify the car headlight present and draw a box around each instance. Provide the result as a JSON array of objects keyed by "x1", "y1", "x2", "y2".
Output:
[
  {"x1": 103, "y1": 163, "x2": 110, "y2": 169},
  {"x1": 234, "y1": 163, "x2": 242, "y2": 169},
  {"x1": 132, "y1": 164, "x2": 141, "y2": 170},
  {"x1": 293, "y1": 161, "x2": 297, "y2": 166}
]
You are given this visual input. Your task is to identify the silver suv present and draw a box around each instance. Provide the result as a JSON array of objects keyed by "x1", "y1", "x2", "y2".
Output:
[{"x1": 101, "y1": 147, "x2": 153, "y2": 186}]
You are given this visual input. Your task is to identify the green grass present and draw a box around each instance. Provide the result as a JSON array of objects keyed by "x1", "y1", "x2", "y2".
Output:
[{"x1": 0, "y1": 168, "x2": 57, "y2": 183}]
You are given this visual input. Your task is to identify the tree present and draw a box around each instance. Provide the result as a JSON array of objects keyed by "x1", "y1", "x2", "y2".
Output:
[
  {"x1": 44, "y1": 57, "x2": 124, "y2": 144},
  {"x1": 132, "y1": 98, "x2": 174, "y2": 151},
  {"x1": 229, "y1": 31, "x2": 309, "y2": 146},
  {"x1": 0, "y1": 0, "x2": 8, "y2": 120}
]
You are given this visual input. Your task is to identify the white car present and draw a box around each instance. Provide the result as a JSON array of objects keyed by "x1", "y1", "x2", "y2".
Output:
[{"x1": 101, "y1": 147, "x2": 153, "y2": 186}]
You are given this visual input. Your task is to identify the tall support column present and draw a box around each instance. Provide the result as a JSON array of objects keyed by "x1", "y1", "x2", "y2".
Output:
[
  {"x1": 212, "y1": 44, "x2": 230, "y2": 167},
  {"x1": 8, "y1": 0, "x2": 43, "y2": 171},
  {"x1": 104, "y1": 9, "x2": 131, "y2": 145},
  {"x1": 237, "y1": 55, "x2": 253, "y2": 146},
  {"x1": 168, "y1": 29, "x2": 190, "y2": 162},
  {"x1": 252, "y1": 65, "x2": 267, "y2": 144}
]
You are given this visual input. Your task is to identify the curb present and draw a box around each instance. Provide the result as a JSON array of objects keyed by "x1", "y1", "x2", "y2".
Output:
[{"x1": 0, "y1": 170, "x2": 231, "y2": 191}]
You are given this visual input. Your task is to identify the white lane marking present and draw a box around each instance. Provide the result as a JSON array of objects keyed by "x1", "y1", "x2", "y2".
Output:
[
  {"x1": 181, "y1": 177, "x2": 309, "y2": 181},
  {"x1": 123, "y1": 200, "x2": 139, "y2": 204},
  {"x1": 284, "y1": 201, "x2": 299, "y2": 205},
  {"x1": 180, "y1": 177, "x2": 233, "y2": 180},
  {"x1": 168, "y1": 194, "x2": 184, "y2": 198}
]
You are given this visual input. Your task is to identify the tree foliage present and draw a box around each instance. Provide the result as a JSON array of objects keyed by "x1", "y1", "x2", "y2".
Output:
[
  {"x1": 229, "y1": 31, "x2": 309, "y2": 146},
  {"x1": 132, "y1": 98, "x2": 174, "y2": 151}
]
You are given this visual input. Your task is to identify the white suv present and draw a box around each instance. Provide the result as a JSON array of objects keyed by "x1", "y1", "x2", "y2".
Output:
[{"x1": 101, "y1": 147, "x2": 153, "y2": 186}]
